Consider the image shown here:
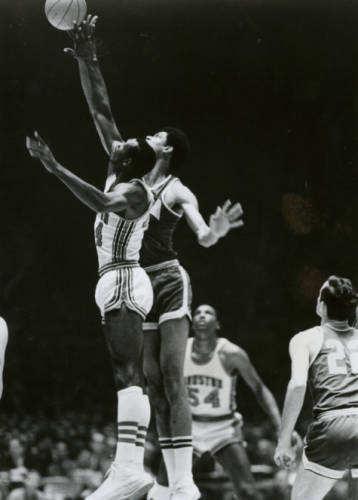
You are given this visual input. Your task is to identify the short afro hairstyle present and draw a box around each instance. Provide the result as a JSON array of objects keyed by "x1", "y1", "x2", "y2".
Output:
[
  {"x1": 320, "y1": 275, "x2": 358, "y2": 321},
  {"x1": 130, "y1": 139, "x2": 156, "y2": 178},
  {"x1": 162, "y1": 126, "x2": 191, "y2": 171}
]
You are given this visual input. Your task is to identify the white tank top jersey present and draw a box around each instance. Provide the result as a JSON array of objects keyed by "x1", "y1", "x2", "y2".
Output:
[
  {"x1": 94, "y1": 175, "x2": 153, "y2": 277},
  {"x1": 184, "y1": 337, "x2": 237, "y2": 418}
]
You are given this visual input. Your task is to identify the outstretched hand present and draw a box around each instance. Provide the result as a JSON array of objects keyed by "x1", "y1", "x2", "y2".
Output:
[
  {"x1": 209, "y1": 200, "x2": 244, "y2": 239},
  {"x1": 26, "y1": 132, "x2": 58, "y2": 173},
  {"x1": 64, "y1": 14, "x2": 98, "y2": 61}
]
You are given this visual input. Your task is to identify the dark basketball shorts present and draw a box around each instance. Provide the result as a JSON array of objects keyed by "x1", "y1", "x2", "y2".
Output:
[
  {"x1": 303, "y1": 409, "x2": 358, "y2": 479},
  {"x1": 143, "y1": 259, "x2": 192, "y2": 331}
]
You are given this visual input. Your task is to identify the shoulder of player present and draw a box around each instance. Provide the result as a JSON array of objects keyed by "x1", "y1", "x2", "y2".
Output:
[
  {"x1": 289, "y1": 326, "x2": 322, "y2": 353},
  {"x1": 111, "y1": 181, "x2": 146, "y2": 201},
  {"x1": 171, "y1": 180, "x2": 198, "y2": 206},
  {"x1": 219, "y1": 338, "x2": 245, "y2": 356},
  {"x1": 218, "y1": 339, "x2": 248, "y2": 372}
]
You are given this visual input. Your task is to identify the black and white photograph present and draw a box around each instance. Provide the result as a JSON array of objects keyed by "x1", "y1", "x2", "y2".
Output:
[{"x1": 1, "y1": 0, "x2": 358, "y2": 499}]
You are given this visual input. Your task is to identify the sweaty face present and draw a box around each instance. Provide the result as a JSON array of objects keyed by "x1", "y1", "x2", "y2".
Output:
[
  {"x1": 192, "y1": 305, "x2": 219, "y2": 338},
  {"x1": 145, "y1": 131, "x2": 168, "y2": 155}
]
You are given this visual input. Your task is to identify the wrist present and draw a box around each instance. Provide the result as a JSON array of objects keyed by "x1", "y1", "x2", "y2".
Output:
[
  {"x1": 273, "y1": 425, "x2": 280, "y2": 438},
  {"x1": 74, "y1": 42, "x2": 97, "y2": 62},
  {"x1": 210, "y1": 230, "x2": 220, "y2": 243},
  {"x1": 76, "y1": 52, "x2": 98, "y2": 62},
  {"x1": 49, "y1": 161, "x2": 61, "y2": 174},
  {"x1": 278, "y1": 434, "x2": 291, "y2": 447}
]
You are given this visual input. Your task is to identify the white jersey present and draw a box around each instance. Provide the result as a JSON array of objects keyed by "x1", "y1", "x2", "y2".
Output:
[
  {"x1": 184, "y1": 337, "x2": 237, "y2": 419},
  {"x1": 94, "y1": 176, "x2": 153, "y2": 277}
]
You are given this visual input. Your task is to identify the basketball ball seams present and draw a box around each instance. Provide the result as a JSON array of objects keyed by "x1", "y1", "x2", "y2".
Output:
[
  {"x1": 57, "y1": 0, "x2": 74, "y2": 28},
  {"x1": 45, "y1": 0, "x2": 63, "y2": 17},
  {"x1": 45, "y1": 0, "x2": 87, "y2": 30}
]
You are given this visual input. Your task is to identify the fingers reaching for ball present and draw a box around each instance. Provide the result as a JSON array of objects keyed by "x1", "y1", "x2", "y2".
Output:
[{"x1": 72, "y1": 14, "x2": 98, "y2": 41}]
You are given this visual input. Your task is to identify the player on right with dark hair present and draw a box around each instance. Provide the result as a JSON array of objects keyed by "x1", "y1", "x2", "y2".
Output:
[
  {"x1": 64, "y1": 15, "x2": 244, "y2": 500},
  {"x1": 275, "y1": 276, "x2": 358, "y2": 500}
]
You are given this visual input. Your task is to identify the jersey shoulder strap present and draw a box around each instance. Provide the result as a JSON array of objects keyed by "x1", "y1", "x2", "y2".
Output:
[{"x1": 152, "y1": 175, "x2": 176, "y2": 201}]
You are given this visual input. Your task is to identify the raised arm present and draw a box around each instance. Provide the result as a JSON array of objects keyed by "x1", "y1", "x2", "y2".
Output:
[
  {"x1": 178, "y1": 186, "x2": 244, "y2": 247},
  {"x1": 275, "y1": 334, "x2": 309, "y2": 469},
  {"x1": 0, "y1": 317, "x2": 9, "y2": 400},
  {"x1": 26, "y1": 132, "x2": 135, "y2": 213},
  {"x1": 226, "y1": 347, "x2": 281, "y2": 433},
  {"x1": 65, "y1": 16, "x2": 122, "y2": 155}
]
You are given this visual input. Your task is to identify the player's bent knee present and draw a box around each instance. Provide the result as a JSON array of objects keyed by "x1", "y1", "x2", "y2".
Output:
[{"x1": 112, "y1": 365, "x2": 140, "y2": 391}]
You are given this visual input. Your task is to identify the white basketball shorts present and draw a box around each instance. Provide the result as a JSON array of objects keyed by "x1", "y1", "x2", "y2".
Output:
[
  {"x1": 95, "y1": 266, "x2": 153, "y2": 322},
  {"x1": 192, "y1": 413, "x2": 244, "y2": 456}
]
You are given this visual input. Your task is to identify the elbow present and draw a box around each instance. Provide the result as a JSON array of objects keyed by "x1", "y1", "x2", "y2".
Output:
[
  {"x1": 198, "y1": 236, "x2": 213, "y2": 248},
  {"x1": 99, "y1": 200, "x2": 110, "y2": 213}
]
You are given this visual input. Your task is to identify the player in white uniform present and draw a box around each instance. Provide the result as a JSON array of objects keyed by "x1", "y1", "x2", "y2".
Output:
[
  {"x1": 26, "y1": 131, "x2": 158, "y2": 500},
  {"x1": 64, "y1": 16, "x2": 243, "y2": 500},
  {"x1": 0, "y1": 317, "x2": 8, "y2": 400},
  {"x1": 150, "y1": 304, "x2": 281, "y2": 500}
]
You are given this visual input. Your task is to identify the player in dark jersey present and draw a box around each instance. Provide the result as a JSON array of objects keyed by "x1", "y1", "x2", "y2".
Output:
[
  {"x1": 275, "y1": 276, "x2": 358, "y2": 500},
  {"x1": 64, "y1": 16, "x2": 244, "y2": 500}
]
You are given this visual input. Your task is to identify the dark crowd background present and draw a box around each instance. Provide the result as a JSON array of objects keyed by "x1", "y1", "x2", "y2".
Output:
[{"x1": 1, "y1": 0, "x2": 358, "y2": 428}]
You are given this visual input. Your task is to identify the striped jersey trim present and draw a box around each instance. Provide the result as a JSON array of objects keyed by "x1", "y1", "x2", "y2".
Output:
[
  {"x1": 99, "y1": 261, "x2": 139, "y2": 277},
  {"x1": 127, "y1": 268, "x2": 147, "y2": 317},
  {"x1": 105, "y1": 269, "x2": 121, "y2": 312}
]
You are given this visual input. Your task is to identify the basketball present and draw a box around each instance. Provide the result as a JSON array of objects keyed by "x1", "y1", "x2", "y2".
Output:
[{"x1": 45, "y1": 0, "x2": 87, "y2": 31}]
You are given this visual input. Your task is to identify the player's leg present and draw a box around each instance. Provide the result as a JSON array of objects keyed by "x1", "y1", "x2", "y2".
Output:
[
  {"x1": 147, "y1": 458, "x2": 171, "y2": 500},
  {"x1": 160, "y1": 317, "x2": 199, "y2": 499},
  {"x1": 148, "y1": 453, "x2": 201, "y2": 500},
  {"x1": 143, "y1": 329, "x2": 175, "y2": 487},
  {"x1": 87, "y1": 304, "x2": 153, "y2": 500},
  {"x1": 104, "y1": 303, "x2": 144, "y2": 389},
  {"x1": 215, "y1": 443, "x2": 264, "y2": 500},
  {"x1": 160, "y1": 317, "x2": 192, "y2": 436},
  {"x1": 291, "y1": 462, "x2": 336, "y2": 500}
]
